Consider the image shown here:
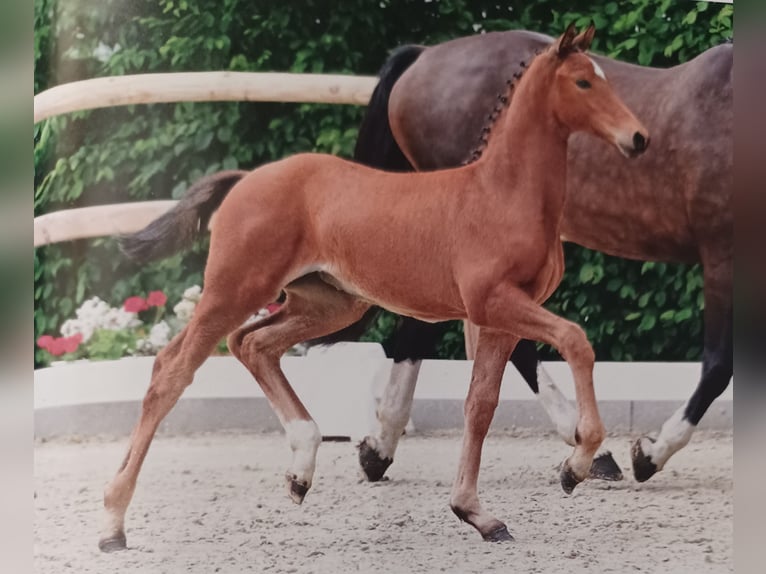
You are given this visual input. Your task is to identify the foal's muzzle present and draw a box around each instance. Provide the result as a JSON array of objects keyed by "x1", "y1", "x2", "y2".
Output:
[{"x1": 618, "y1": 131, "x2": 650, "y2": 158}]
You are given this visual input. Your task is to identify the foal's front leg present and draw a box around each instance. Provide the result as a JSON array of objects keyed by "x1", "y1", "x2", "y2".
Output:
[
  {"x1": 471, "y1": 285, "x2": 606, "y2": 494},
  {"x1": 450, "y1": 328, "x2": 518, "y2": 542}
]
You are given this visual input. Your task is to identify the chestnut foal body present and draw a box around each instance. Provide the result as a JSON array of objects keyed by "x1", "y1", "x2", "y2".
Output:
[{"x1": 103, "y1": 26, "x2": 648, "y2": 550}]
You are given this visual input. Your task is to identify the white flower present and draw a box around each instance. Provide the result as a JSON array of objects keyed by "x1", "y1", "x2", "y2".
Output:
[
  {"x1": 182, "y1": 285, "x2": 202, "y2": 303},
  {"x1": 60, "y1": 296, "x2": 143, "y2": 342},
  {"x1": 173, "y1": 299, "x2": 197, "y2": 323},
  {"x1": 148, "y1": 321, "x2": 171, "y2": 349}
]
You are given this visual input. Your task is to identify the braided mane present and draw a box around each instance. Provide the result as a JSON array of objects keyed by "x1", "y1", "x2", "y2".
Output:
[{"x1": 461, "y1": 48, "x2": 545, "y2": 165}]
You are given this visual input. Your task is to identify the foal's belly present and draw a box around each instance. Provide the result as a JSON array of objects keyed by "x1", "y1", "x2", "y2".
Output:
[{"x1": 317, "y1": 263, "x2": 467, "y2": 323}]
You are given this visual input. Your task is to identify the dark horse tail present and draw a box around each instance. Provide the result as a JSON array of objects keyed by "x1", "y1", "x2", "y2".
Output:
[
  {"x1": 119, "y1": 170, "x2": 247, "y2": 262},
  {"x1": 353, "y1": 44, "x2": 424, "y2": 170},
  {"x1": 307, "y1": 45, "x2": 425, "y2": 348}
]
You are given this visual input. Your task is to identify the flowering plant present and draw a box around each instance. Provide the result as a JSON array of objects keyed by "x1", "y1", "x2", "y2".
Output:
[
  {"x1": 35, "y1": 285, "x2": 284, "y2": 365},
  {"x1": 36, "y1": 286, "x2": 292, "y2": 365}
]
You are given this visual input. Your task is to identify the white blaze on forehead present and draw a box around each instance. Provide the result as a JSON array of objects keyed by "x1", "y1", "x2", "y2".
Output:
[{"x1": 589, "y1": 57, "x2": 607, "y2": 80}]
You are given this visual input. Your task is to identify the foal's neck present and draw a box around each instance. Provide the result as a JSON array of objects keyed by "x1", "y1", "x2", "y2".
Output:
[{"x1": 477, "y1": 57, "x2": 570, "y2": 223}]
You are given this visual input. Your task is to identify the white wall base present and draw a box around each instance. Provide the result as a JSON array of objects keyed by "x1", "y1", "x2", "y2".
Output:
[{"x1": 34, "y1": 343, "x2": 732, "y2": 439}]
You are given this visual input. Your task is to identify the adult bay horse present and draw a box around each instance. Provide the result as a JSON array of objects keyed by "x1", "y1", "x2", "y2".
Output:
[
  {"x1": 103, "y1": 25, "x2": 648, "y2": 549},
  {"x1": 347, "y1": 30, "x2": 732, "y2": 485}
]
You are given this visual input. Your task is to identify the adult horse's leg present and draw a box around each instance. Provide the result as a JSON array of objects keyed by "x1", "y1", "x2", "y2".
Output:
[
  {"x1": 99, "y1": 293, "x2": 253, "y2": 551},
  {"x1": 464, "y1": 322, "x2": 623, "y2": 481},
  {"x1": 229, "y1": 274, "x2": 370, "y2": 502},
  {"x1": 632, "y1": 255, "x2": 732, "y2": 481},
  {"x1": 358, "y1": 318, "x2": 445, "y2": 481},
  {"x1": 450, "y1": 328, "x2": 518, "y2": 541}
]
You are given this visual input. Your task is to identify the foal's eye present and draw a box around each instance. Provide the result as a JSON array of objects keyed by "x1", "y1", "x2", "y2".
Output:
[{"x1": 576, "y1": 79, "x2": 592, "y2": 89}]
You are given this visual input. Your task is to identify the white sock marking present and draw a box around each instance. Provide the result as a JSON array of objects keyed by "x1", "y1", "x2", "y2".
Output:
[
  {"x1": 640, "y1": 405, "x2": 695, "y2": 469},
  {"x1": 372, "y1": 360, "x2": 420, "y2": 460},
  {"x1": 537, "y1": 365, "x2": 578, "y2": 446},
  {"x1": 285, "y1": 419, "x2": 322, "y2": 484}
]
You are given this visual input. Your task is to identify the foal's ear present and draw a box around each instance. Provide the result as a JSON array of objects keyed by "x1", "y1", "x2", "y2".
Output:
[
  {"x1": 556, "y1": 22, "x2": 578, "y2": 57},
  {"x1": 572, "y1": 22, "x2": 596, "y2": 52}
]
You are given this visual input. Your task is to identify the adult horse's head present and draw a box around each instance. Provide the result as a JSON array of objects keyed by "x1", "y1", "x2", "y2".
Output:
[{"x1": 539, "y1": 23, "x2": 650, "y2": 158}]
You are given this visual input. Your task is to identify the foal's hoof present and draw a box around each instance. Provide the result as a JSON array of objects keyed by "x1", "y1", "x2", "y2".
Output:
[
  {"x1": 589, "y1": 451, "x2": 624, "y2": 481},
  {"x1": 451, "y1": 505, "x2": 514, "y2": 543},
  {"x1": 482, "y1": 524, "x2": 514, "y2": 543},
  {"x1": 98, "y1": 532, "x2": 127, "y2": 553},
  {"x1": 631, "y1": 437, "x2": 659, "y2": 483},
  {"x1": 358, "y1": 438, "x2": 393, "y2": 482},
  {"x1": 560, "y1": 460, "x2": 584, "y2": 494},
  {"x1": 286, "y1": 473, "x2": 310, "y2": 505}
]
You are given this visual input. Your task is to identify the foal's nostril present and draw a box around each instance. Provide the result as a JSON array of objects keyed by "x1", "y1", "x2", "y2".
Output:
[{"x1": 633, "y1": 132, "x2": 647, "y2": 152}]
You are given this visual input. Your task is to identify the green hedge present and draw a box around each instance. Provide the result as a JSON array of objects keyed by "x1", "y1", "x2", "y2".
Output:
[{"x1": 34, "y1": 0, "x2": 732, "y2": 365}]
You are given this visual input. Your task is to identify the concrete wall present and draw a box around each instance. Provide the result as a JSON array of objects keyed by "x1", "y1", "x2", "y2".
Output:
[{"x1": 34, "y1": 343, "x2": 732, "y2": 439}]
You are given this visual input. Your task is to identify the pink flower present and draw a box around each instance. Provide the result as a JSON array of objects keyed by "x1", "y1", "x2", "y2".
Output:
[
  {"x1": 37, "y1": 335, "x2": 54, "y2": 350},
  {"x1": 146, "y1": 290, "x2": 167, "y2": 308},
  {"x1": 61, "y1": 334, "x2": 83, "y2": 354},
  {"x1": 48, "y1": 338, "x2": 67, "y2": 357},
  {"x1": 124, "y1": 296, "x2": 149, "y2": 313},
  {"x1": 40, "y1": 334, "x2": 82, "y2": 357}
]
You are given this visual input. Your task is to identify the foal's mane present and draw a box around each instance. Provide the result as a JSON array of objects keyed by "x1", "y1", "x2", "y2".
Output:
[{"x1": 461, "y1": 46, "x2": 548, "y2": 166}]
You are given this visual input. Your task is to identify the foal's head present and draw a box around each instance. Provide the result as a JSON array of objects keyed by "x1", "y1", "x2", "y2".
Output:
[{"x1": 536, "y1": 24, "x2": 650, "y2": 158}]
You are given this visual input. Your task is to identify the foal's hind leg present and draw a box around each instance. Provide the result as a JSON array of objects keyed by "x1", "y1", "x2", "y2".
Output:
[
  {"x1": 228, "y1": 275, "x2": 369, "y2": 503},
  {"x1": 99, "y1": 293, "x2": 255, "y2": 552},
  {"x1": 450, "y1": 328, "x2": 518, "y2": 541}
]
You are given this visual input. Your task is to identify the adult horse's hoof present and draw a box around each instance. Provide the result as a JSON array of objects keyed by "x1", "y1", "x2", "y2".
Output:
[
  {"x1": 98, "y1": 532, "x2": 127, "y2": 553},
  {"x1": 560, "y1": 460, "x2": 584, "y2": 494},
  {"x1": 357, "y1": 438, "x2": 393, "y2": 482},
  {"x1": 631, "y1": 437, "x2": 659, "y2": 482},
  {"x1": 482, "y1": 524, "x2": 514, "y2": 542},
  {"x1": 589, "y1": 451, "x2": 624, "y2": 481},
  {"x1": 286, "y1": 472, "x2": 310, "y2": 504}
]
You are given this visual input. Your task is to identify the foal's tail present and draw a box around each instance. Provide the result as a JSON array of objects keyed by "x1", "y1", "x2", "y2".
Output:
[{"x1": 119, "y1": 170, "x2": 247, "y2": 262}]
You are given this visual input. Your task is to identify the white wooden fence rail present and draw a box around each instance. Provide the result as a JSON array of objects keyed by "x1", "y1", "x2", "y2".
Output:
[
  {"x1": 33, "y1": 72, "x2": 377, "y2": 246},
  {"x1": 34, "y1": 71, "x2": 377, "y2": 123}
]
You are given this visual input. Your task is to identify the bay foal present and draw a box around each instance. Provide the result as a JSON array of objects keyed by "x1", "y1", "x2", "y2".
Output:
[{"x1": 103, "y1": 25, "x2": 648, "y2": 549}]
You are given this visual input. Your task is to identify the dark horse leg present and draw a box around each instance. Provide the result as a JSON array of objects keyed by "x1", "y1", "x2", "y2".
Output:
[
  {"x1": 349, "y1": 44, "x2": 621, "y2": 482},
  {"x1": 632, "y1": 254, "x2": 732, "y2": 481}
]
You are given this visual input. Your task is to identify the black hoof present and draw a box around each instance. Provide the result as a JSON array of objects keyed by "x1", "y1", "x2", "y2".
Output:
[
  {"x1": 357, "y1": 439, "x2": 393, "y2": 482},
  {"x1": 560, "y1": 460, "x2": 584, "y2": 494},
  {"x1": 286, "y1": 473, "x2": 310, "y2": 504},
  {"x1": 589, "y1": 451, "x2": 624, "y2": 481},
  {"x1": 98, "y1": 532, "x2": 127, "y2": 553},
  {"x1": 631, "y1": 438, "x2": 659, "y2": 482},
  {"x1": 482, "y1": 524, "x2": 514, "y2": 542}
]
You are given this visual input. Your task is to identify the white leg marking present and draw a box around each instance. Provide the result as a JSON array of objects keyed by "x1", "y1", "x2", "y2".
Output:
[
  {"x1": 101, "y1": 507, "x2": 124, "y2": 541},
  {"x1": 285, "y1": 419, "x2": 322, "y2": 485},
  {"x1": 639, "y1": 405, "x2": 695, "y2": 470},
  {"x1": 589, "y1": 57, "x2": 607, "y2": 80},
  {"x1": 537, "y1": 365, "x2": 578, "y2": 446},
  {"x1": 370, "y1": 360, "x2": 420, "y2": 460}
]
